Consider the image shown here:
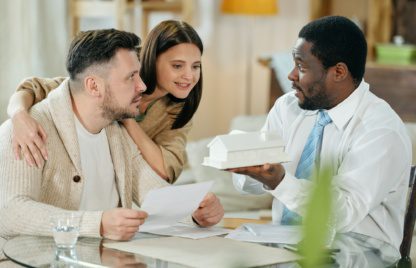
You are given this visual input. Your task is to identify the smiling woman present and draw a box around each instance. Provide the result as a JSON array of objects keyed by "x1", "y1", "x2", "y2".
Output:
[
  {"x1": 6, "y1": 20, "x2": 203, "y2": 183},
  {"x1": 155, "y1": 43, "x2": 201, "y2": 100}
]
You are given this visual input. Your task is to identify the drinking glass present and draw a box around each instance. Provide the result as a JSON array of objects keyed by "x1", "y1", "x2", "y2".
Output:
[{"x1": 50, "y1": 212, "x2": 81, "y2": 249}]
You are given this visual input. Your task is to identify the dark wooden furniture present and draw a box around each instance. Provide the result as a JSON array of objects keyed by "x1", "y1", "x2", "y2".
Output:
[
  {"x1": 399, "y1": 165, "x2": 416, "y2": 268},
  {"x1": 309, "y1": 0, "x2": 393, "y2": 61},
  {"x1": 258, "y1": 57, "x2": 286, "y2": 109},
  {"x1": 364, "y1": 63, "x2": 416, "y2": 122},
  {"x1": 260, "y1": 58, "x2": 416, "y2": 123}
]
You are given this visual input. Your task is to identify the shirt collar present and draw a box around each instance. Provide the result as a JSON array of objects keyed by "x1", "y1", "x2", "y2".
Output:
[
  {"x1": 302, "y1": 80, "x2": 369, "y2": 130},
  {"x1": 328, "y1": 80, "x2": 369, "y2": 130}
]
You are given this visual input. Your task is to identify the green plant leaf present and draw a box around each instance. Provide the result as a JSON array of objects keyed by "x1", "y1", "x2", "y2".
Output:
[{"x1": 299, "y1": 165, "x2": 334, "y2": 267}]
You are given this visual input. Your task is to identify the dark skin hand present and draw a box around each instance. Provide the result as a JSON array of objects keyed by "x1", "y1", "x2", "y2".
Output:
[{"x1": 228, "y1": 163, "x2": 286, "y2": 190}]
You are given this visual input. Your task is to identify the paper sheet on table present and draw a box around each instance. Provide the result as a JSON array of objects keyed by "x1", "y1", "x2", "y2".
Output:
[
  {"x1": 225, "y1": 223, "x2": 302, "y2": 245},
  {"x1": 145, "y1": 223, "x2": 230, "y2": 239},
  {"x1": 104, "y1": 236, "x2": 301, "y2": 268},
  {"x1": 139, "y1": 181, "x2": 214, "y2": 232}
]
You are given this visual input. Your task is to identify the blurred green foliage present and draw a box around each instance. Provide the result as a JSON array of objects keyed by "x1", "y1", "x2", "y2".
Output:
[{"x1": 298, "y1": 165, "x2": 334, "y2": 267}]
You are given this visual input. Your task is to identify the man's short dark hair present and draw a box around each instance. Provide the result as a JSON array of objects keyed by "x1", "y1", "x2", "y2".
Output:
[
  {"x1": 66, "y1": 29, "x2": 141, "y2": 80},
  {"x1": 299, "y1": 16, "x2": 367, "y2": 86}
]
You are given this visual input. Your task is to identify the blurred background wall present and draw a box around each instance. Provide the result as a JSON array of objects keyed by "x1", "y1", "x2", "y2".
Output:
[
  {"x1": 0, "y1": 0, "x2": 309, "y2": 140},
  {"x1": 2, "y1": 0, "x2": 412, "y2": 140}
]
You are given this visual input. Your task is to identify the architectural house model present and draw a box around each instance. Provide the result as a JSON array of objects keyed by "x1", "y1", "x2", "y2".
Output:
[{"x1": 202, "y1": 131, "x2": 290, "y2": 169}]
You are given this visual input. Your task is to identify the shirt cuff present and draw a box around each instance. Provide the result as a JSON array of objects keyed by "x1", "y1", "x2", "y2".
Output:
[
  {"x1": 272, "y1": 172, "x2": 300, "y2": 196},
  {"x1": 263, "y1": 172, "x2": 310, "y2": 210},
  {"x1": 263, "y1": 172, "x2": 301, "y2": 201}
]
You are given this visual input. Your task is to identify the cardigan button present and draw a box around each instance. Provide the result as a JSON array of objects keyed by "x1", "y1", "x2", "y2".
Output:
[{"x1": 73, "y1": 175, "x2": 81, "y2": 183}]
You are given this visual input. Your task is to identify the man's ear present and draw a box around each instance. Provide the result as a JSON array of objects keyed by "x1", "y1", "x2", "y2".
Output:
[
  {"x1": 332, "y1": 62, "x2": 349, "y2": 82},
  {"x1": 84, "y1": 75, "x2": 103, "y2": 97}
]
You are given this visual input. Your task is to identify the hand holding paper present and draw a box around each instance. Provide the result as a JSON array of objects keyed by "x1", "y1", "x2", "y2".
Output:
[
  {"x1": 139, "y1": 181, "x2": 223, "y2": 233},
  {"x1": 101, "y1": 208, "x2": 148, "y2": 240},
  {"x1": 192, "y1": 192, "x2": 224, "y2": 227}
]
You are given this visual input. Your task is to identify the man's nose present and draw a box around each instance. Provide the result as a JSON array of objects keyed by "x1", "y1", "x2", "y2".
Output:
[
  {"x1": 288, "y1": 66, "x2": 298, "y2": 82},
  {"x1": 137, "y1": 77, "x2": 146, "y2": 93}
]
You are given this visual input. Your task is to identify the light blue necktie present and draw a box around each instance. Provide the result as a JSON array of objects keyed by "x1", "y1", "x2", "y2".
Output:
[{"x1": 281, "y1": 110, "x2": 332, "y2": 225}]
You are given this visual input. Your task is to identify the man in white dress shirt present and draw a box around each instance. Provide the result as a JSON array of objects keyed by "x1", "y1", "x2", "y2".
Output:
[{"x1": 231, "y1": 16, "x2": 412, "y2": 251}]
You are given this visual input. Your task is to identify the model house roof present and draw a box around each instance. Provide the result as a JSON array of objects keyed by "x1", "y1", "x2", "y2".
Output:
[{"x1": 207, "y1": 131, "x2": 285, "y2": 152}]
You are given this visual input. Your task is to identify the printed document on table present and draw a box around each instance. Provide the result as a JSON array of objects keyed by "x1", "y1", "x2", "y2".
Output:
[
  {"x1": 225, "y1": 224, "x2": 302, "y2": 245},
  {"x1": 145, "y1": 223, "x2": 230, "y2": 239},
  {"x1": 139, "y1": 181, "x2": 214, "y2": 233},
  {"x1": 104, "y1": 236, "x2": 301, "y2": 268}
]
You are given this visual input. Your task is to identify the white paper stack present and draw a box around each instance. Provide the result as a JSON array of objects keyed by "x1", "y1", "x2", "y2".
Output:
[{"x1": 225, "y1": 223, "x2": 302, "y2": 245}]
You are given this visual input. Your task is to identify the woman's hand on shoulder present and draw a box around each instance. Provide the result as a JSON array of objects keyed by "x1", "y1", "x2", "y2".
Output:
[{"x1": 11, "y1": 109, "x2": 48, "y2": 168}]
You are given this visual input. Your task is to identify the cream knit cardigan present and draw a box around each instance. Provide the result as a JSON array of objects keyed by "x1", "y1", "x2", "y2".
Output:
[
  {"x1": 0, "y1": 79, "x2": 168, "y2": 258},
  {"x1": 16, "y1": 76, "x2": 192, "y2": 182}
]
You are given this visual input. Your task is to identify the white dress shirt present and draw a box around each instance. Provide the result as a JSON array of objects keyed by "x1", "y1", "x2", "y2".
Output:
[{"x1": 233, "y1": 81, "x2": 412, "y2": 251}]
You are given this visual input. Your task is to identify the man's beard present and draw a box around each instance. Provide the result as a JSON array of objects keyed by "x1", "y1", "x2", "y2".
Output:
[
  {"x1": 299, "y1": 87, "x2": 332, "y2": 110},
  {"x1": 101, "y1": 86, "x2": 138, "y2": 121},
  {"x1": 298, "y1": 75, "x2": 332, "y2": 110}
]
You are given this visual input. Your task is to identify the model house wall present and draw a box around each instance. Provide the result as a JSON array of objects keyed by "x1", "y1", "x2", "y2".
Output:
[{"x1": 204, "y1": 131, "x2": 290, "y2": 169}]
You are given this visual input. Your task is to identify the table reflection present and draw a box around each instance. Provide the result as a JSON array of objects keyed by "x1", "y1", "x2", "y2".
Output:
[
  {"x1": 3, "y1": 232, "x2": 399, "y2": 268},
  {"x1": 330, "y1": 233, "x2": 399, "y2": 268}
]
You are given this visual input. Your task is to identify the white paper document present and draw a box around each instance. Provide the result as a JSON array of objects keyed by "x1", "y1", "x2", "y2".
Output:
[
  {"x1": 104, "y1": 236, "x2": 301, "y2": 268},
  {"x1": 225, "y1": 223, "x2": 302, "y2": 245},
  {"x1": 144, "y1": 223, "x2": 230, "y2": 239},
  {"x1": 139, "y1": 181, "x2": 214, "y2": 233}
]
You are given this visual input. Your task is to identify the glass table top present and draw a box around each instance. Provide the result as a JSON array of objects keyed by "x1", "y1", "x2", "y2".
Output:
[{"x1": 3, "y1": 232, "x2": 400, "y2": 268}]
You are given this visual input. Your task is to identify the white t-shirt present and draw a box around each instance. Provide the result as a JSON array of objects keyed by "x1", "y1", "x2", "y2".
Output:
[
  {"x1": 74, "y1": 116, "x2": 119, "y2": 210},
  {"x1": 233, "y1": 81, "x2": 412, "y2": 251}
]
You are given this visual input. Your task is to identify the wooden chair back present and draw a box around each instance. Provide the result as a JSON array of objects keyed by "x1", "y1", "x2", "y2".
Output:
[{"x1": 398, "y1": 165, "x2": 416, "y2": 267}]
